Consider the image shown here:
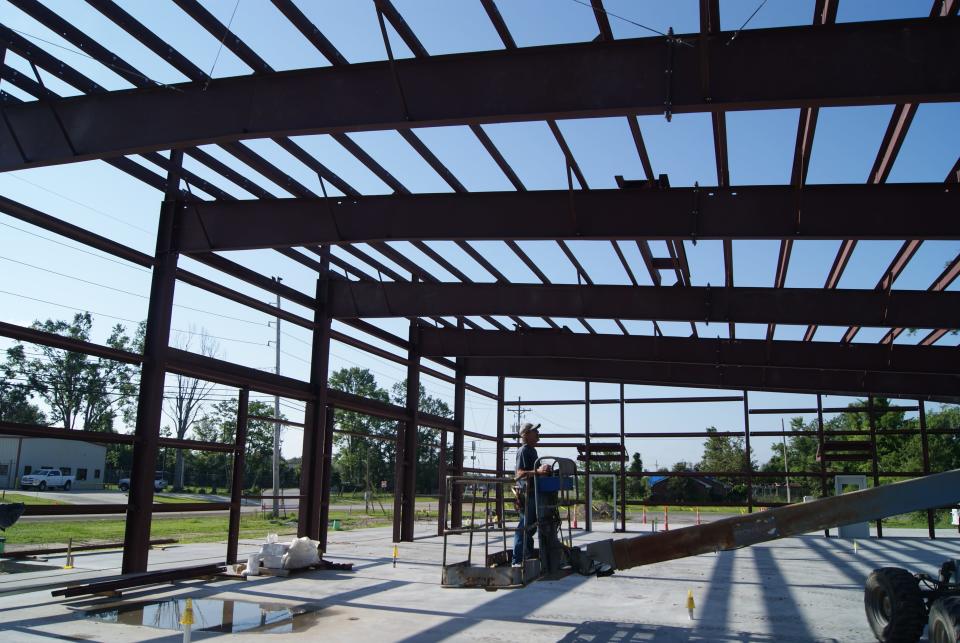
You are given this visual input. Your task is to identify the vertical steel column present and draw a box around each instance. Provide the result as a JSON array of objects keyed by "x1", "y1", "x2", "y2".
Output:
[
  {"x1": 437, "y1": 430, "x2": 447, "y2": 536},
  {"x1": 495, "y1": 376, "x2": 505, "y2": 527},
  {"x1": 400, "y1": 321, "x2": 421, "y2": 541},
  {"x1": 226, "y1": 388, "x2": 249, "y2": 564},
  {"x1": 584, "y1": 381, "x2": 592, "y2": 532},
  {"x1": 868, "y1": 396, "x2": 882, "y2": 538},
  {"x1": 300, "y1": 252, "x2": 333, "y2": 541},
  {"x1": 619, "y1": 383, "x2": 627, "y2": 532},
  {"x1": 918, "y1": 400, "x2": 935, "y2": 539},
  {"x1": 121, "y1": 150, "x2": 183, "y2": 574},
  {"x1": 817, "y1": 393, "x2": 830, "y2": 537},
  {"x1": 743, "y1": 390, "x2": 753, "y2": 513},
  {"x1": 451, "y1": 360, "x2": 465, "y2": 529},
  {"x1": 318, "y1": 405, "x2": 335, "y2": 550},
  {"x1": 392, "y1": 419, "x2": 404, "y2": 542}
]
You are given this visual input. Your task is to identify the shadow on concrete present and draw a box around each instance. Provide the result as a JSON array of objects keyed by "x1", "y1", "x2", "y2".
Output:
[
  {"x1": 694, "y1": 548, "x2": 735, "y2": 638},
  {"x1": 558, "y1": 620, "x2": 780, "y2": 642},
  {"x1": 751, "y1": 547, "x2": 816, "y2": 642}
]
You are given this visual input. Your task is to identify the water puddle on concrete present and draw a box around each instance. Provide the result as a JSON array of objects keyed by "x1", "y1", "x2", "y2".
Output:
[
  {"x1": 84, "y1": 599, "x2": 329, "y2": 633},
  {"x1": 0, "y1": 560, "x2": 62, "y2": 574}
]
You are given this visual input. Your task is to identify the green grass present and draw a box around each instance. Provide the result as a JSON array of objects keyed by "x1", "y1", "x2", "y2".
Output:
[
  {"x1": 152, "y1": 494, "x2": 214, "y2": 504},
  {"x1": 3, "y1": 509, "x2": 394, "y2": 547},
  {"x1": 0, "y1": 491, "x2": 65, "y2": 506}
]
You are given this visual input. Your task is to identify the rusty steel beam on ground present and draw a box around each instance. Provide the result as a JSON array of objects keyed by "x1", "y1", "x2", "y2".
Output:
[
  {"x1": 460, "y1": 357, "x2": 960, "y2": 402},
  {"x1": 327, "y1": 282, "x2": 960, "y2": 330},
  {"x1": 415, "y1": 328, "x2": 959, "y2": 376},
  {"x1": 587, "y1": 468, "x2": 960, "y2": 571},
  {"x1": 3, "y1": 18, "x2": 959, "y2": 170},
  {"x1": 173, "y1": 184, "x2": 960, "y2": 252}
]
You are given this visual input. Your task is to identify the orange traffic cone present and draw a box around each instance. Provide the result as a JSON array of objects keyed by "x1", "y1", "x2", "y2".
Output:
[{"x1": 664, "y1": 506, "x2": 669, "y2": 531}]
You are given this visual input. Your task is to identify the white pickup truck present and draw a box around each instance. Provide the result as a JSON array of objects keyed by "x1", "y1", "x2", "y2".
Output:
[{"x1": 20, "y1": 468, "x2": 75, "y2": 491}]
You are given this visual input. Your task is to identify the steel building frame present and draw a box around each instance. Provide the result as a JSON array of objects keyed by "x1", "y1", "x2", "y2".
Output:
[{"x1": 0, "y1": 0, "x2": 958, "y2": 573}]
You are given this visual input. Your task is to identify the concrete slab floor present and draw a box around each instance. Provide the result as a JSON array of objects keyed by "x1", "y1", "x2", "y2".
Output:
[{"x1": 1, "y1": 526, "x2": 959, "y2": 642}]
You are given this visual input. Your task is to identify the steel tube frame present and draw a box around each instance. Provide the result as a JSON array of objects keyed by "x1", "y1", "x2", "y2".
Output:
[
  {"x1": 332, "y1": 282, "x2": 960, "y2": 330},
  {"x1": 174, "y1": 184, "x2": 960, "y2": 252},
  {"x1": 226, "y1": 388, "x2": 249, "y2": 564},
  {"x1": 399, "y1": 321, "x2": 421, "y2": 541},
  {"x1": 458, "y1": 357, "x2": 960, "y2": 402},
  {"x1": 3, "y1": 18, "x2": 959, "y2": 171},
  {"x1": 121, "y1": 151, "x2": 182, "y2": 574},
  {"x1": 415, "y1": 328, "x2": 959, "y2": 376}
]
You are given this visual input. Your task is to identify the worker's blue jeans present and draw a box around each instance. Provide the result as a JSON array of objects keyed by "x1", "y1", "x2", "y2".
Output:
[{"x1": 513, "y1": 490, "x2": 538, "y2": 564}]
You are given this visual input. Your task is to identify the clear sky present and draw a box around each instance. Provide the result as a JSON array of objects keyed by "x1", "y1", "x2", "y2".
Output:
[{"x1": 1, "y1": 0, "x2": 958, "y2": 473}]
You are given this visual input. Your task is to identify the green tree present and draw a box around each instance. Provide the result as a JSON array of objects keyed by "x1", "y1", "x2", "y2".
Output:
[
  {"x1": 391, "y1": 379, "x2": 453, "y2": 495},
  {"x1": 193, "y1": 398, "x2": 285, "y2": 490},
  {"x1": 5, "y1": 313, "x2": 138, "y2": 431},
  {"x1": 328, "y1": 368, "x2": 393, "y2": 502},
  {"x1": 0, "y1": 357, "x2": 46, "y2": 424},
  {"x1": 627, "y1": 452, "x2": 648, "y2": 500}
]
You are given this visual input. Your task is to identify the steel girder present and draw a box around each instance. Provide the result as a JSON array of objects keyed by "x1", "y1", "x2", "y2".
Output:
[
  {"x1": 415, "y1": 328, "x2": 958, "y2": 376},
  {"x1": 326, "y1": 282, "x2": 960, "y2": 330},
  {"x1": 172, "y1": 184, "x2": 960, "y2": 251},
  {"x1": 1, "y1": 18, "x2": 958, "y2": 170},
  {"x1": 460, "y1": 357, "x2": 960, "y2": 402}
]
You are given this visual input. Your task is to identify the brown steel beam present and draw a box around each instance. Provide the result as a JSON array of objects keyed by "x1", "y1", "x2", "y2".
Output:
[
  {"x1": 327, "y1": 282, "x2": 960, "y2": 330},
  {"x1": 416, "y1": 328, "x2": 960, "y2": 376},
  {"x1": 270, "y1": 0, "x2": 348, "y2": 66},
  {"x1": 174, "y1": 184, "x2": 960, "y2": 252},
  {"x1": 882, "y1": 254, "x2": 960, "y2": 344},
  {"x1": 398, "y1": 322, "x2": 420, "y2": 541},
  {"x1": 122, "y1": 152, "x2": 182, "y2": 574},
  {"x1": 4, "y1": 18, "x2": 959, "y2": 170},
  {"x1": 302, "y1": 260, "x2": 332, "y2": 541},
  {"x1": 226, "y1": 388, "x2": 249, "y2": 564},
  {"x1": 460, "y1": 357, "x2": 960, "y2": 402}
]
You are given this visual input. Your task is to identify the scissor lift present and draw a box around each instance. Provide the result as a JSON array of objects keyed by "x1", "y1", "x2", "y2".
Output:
[{"x1": 441, "y1": 457, "x2": 580, "y2": 590}]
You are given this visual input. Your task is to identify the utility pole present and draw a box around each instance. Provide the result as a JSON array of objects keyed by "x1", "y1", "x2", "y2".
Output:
[
  {"x1": 781, "y1": 418, "x2": 791, "y2": 503},
  {"x1": 270, "y1": 276, "x2": 282, "y2": 519},
  {"x1": 508, "y1": 397, "x2": 531, "y2": 435}
]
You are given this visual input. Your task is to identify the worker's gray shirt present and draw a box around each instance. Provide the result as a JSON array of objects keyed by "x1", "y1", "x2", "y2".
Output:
[{"x1": 516, "y1": 444, "x2": 538, "y2": 492}]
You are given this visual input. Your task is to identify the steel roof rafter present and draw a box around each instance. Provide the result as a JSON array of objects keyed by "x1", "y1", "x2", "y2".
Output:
[{"x1": 4, "y1": 18, "x2": 960, "y2": 170}]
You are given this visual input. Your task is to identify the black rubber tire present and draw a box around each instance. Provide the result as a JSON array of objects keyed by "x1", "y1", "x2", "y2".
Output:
[
  {"x1": 119, "y1": 483, "x2": 129, "y2": 492},
  {"x1": 38, "y1": 481, "x2": 46, "y2": 491},
  {"x1": 864, "y1": 567, "x2": 926, "y2": 643},
  {"x1": 63, "y1": 481, "x2": 71, "y2": 491},
  {"x1": 929, "y1": 597, "x2": 960, "y2": 643}
]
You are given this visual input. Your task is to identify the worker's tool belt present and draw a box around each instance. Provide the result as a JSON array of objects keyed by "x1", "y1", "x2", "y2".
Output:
[{"x1": 512, "y1": 484, "x2": 525, "y2": 512}]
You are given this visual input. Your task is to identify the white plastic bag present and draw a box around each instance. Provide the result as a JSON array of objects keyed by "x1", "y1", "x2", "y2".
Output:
[
  {"x1": 282, "y1": 536, "x2": 320, "y2": 570},
  {"x1": 260, "y1": 542, "x2": 289, "y2": 569}
]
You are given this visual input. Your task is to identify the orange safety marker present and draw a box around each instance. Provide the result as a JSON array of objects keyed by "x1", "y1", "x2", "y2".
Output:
[
  {"x1": 642, "y1": 506, "x2": 647, "y2": 524},
  {"x1": 664, "y1": 506, "x2": 669, "y2": 531},
  {"x1": 696, "y1": 507, "x2": 701, "y2": 525}
]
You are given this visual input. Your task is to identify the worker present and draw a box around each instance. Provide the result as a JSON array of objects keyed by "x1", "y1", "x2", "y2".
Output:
[{"x1": 513, "y1": 422, "x2": 552, "y2": 565}]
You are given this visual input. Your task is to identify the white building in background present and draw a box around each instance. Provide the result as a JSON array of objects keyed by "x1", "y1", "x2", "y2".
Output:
[{"x1": 0, "y1": 436, "x2": 107, "y2": 490}]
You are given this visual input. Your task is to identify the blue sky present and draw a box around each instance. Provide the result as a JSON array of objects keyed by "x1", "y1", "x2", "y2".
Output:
[{"x1": 0, "y1": 0, "x2": 957, "y2": 472}]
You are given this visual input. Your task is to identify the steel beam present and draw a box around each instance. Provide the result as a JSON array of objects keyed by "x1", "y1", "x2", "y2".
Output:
[
  {"x1": 121, "y1": 151, "x2": 182, "y2": 574},
  {"x1": 415, "y1": 328, "x2": 959, "y2": 376},
  {"x1": 3, "y1": 18, "x2": 959, "y2": 170},
  {"x1": 459, "y1": 357, "x2": 960, "y2": 402},
  {"x1": 327, "y1": 282, "x2": 960, "y2": 330},
  {"x1": 226, "y1": 388, "x2": 249, "y2": 564},
  {"x1": 399, "y1": 321, "x2": 421, "y2": 541},
  {"x1": 174, "y1": 184, "x2": 960, "y2": 252}
]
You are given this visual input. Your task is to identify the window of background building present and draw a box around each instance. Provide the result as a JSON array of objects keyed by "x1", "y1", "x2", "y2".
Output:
[
  {"x1": 0, "y1": 464, "x2": 8, "y2": 476},
  {"x1": 94, "y1": 469, "x2": 101, "y2": 479},
  {"x1": 60, "y1": 467, "x2": 71, "y2": 475},
  {"x1": 23, "y1": 466, "x2": 32, "y2": 475},
  {"x1": 77, "y1": 469, "x2": 87, "y2": 481}
]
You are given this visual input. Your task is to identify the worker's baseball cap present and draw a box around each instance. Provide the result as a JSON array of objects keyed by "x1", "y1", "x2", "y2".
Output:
[{"x1": 519, "y1": 422, "x2": 541, "y2": 436}]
